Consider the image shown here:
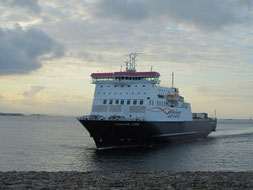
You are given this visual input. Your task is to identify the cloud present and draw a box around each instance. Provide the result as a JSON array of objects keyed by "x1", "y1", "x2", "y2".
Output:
[
  {"x1": 0, "y1": 0, "x2": 41, "y2": 13},
  {"x1": 192, "y1": 80, "x2": 253, "y2": 101},
  {"x1": 91, "y1": 0, "x2": 253, "y2": 30},
  {"x1": 0, "y1": 94, "x2": 3, "y2": 99},
  {"x1": 23, "y1": 86, "x2": 45, "y2": 98},
  {"x1": 0, "y1": 24, "x2": 65, "y2": 76},
  {"x1": 69, "y1": 51, "x2": 105, "y2": 63}
]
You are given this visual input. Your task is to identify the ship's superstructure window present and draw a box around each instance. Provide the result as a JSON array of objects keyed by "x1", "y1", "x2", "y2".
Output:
[
  {"x1": 128, "y1": 85, "x2": 131, "y2": 87},
  {"x1": 120, "y1": 100, "x2": 124, "y2": 105},
  {"x1": 140, "y1": 100, "x2": 144, "y2": 105},
  {"x1": 115, "y1": 100, "x2": 119, "y2": 105},
  {"x1": 100, "y1": 85, "x2": 103, "y2": 87},
  {"x1": 109, "y1": 100, "x2": 113, "y2": 104},
  {"x1": 103, "y1": 100, "x2": 107, "y2": 104},
  {"x1": 133, "y1": 100, "x2": 137, "y2": 105},
  {"x1": 127, "y1": 100, "x2": 131, "y2": 105},
  {"x1": 143, "y1": 85, "x2": 145, "y2": 87}
]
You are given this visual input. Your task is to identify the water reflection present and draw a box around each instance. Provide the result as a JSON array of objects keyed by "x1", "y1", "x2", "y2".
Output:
[{"x1": 76, "y1": 138, "x2": 220, "y2": 171}]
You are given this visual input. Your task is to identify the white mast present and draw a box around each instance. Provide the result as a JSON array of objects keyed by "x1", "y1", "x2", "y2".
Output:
[
  {"x1": 126, "y1": 52, "x2": 139, "y2": 72},
  {"x1": 172, "y1": 72, "x2": 174, "y2": 87}
]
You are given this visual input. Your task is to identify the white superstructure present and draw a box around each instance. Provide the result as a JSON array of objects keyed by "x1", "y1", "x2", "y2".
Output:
[{"x1": 90, "y1": 53, "x2": 193, "y2": 122}]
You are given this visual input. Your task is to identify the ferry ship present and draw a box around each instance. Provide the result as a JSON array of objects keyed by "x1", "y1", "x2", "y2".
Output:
[{"x1": 78, "y1": 53, "x2": 217, "y2": 149}]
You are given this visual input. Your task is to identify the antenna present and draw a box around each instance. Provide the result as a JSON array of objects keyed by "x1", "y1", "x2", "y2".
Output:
[
  {"x1": 125, "y1": 52, "x2": 139, "y2": 72},
  {"x1": 172, "y1": 72, "x2": 174, "y2": 87}
]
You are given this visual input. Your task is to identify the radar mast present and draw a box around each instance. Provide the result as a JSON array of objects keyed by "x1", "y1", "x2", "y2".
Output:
[{"x1": 125, "y1": 52, "x2": 139, "y2": 72}]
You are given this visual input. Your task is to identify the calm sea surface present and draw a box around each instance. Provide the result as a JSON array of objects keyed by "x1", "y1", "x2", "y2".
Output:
[{"x1": 0, "y1": 115, "x2": 253, "y2": 171}]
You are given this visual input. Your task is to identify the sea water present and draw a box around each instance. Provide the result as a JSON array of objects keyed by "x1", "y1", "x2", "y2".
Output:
[{"x1": 0, "y1": 115, "x2": 253, "y2": 171}]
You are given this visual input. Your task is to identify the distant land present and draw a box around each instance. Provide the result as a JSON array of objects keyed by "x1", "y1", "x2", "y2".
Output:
[
  {"x1": 0, "y1": 112, "x2": 25, "y2": 116},
  {"x1": 0, "y1": 112, "x2": 46, "y2": 117}
]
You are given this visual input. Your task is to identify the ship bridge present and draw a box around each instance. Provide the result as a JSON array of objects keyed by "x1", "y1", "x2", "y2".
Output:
[
  {"x1": 91, "y1": 71, "x2": 160, "y2": 84},
  {"x1": 91, "y1": 53, "x2": 160, "y2": 84}
]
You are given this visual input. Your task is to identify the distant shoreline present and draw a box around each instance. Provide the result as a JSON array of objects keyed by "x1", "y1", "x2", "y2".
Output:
[
  {"x1": 0, "y1": 112, "x2": 46, "y2": 117},
  {"x1": 0, "y1": 171, "x2": 253, "y2": 189},
  {"x1": 0, "y1": 112, "x2": 25, "y2": 116}
]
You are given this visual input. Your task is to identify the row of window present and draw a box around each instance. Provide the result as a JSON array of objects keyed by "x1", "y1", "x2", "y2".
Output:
[
  {"x1": 101, "y1": 99, "x2": 167, "y2": 107},
  {"x1": 147, "y1": 100, "x2": 168, "y2": 106},
  {"x1": 100, "y1": 84, "x2": 149, "y2": 88},
  {"x1": 102, "y1": 99, "x2": 144, "y2": 105},
  {"x1": 98, "y1": 92, "x2": 146, "y2": 95},
  {"x1": 93, "y1": 76, "x2": 159, "y2": 81}
]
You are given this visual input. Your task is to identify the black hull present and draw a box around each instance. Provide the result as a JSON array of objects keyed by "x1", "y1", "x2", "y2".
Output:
[{"x1": 78, "y1": 119, "x2": 216, "y2": 149}]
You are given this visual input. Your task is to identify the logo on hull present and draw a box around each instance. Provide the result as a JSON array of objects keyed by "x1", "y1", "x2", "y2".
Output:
[{"x1": 148, "y1": 107, "x2": 181, "y2": 118}]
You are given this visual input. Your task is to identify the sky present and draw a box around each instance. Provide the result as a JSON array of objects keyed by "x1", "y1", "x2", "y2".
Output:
[{"x1": 0, "y1": 0, "x2": 253, "y2": 118}]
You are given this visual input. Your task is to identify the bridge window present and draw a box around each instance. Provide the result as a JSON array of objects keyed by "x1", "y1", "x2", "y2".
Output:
[
  {"x1": 115, "y1": 100, "x2": 119, "y2": 105},
  {"x1": 103, "y1": 100, "x2": 107, "y2": 104},
  {"x1": 120, "y1": 100, "x2": 124, "y2": 105},
  {"x1": 140, "y1": 100, "x2": 143, "y2": 105},
  {"x1": 133, "y1": 100, "x2": 137, "y2": 105},
  {"x1": 127, "y1": 100, "x2": 131, "y2": 105},
  {"x1": 109, "y1": 100, "x2": 113, "y2": 104}
]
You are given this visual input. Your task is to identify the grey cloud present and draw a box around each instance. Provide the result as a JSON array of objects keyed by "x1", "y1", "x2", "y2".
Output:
[
  {"x1": 69, "y1": 51, "x2": 105, "y2": 63},
  {"x1": 0, "y1": 24, "x2": 65, "y2": 76},
  {"x1": 91, "y1": 0, "x2": 253, "y2": 30},
  {"x1": 0, "y1": 0, "x2": 41, "y2": 13},
  {"x1": 23, "y1": 86, "x2": 45, "y2": 98}
]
